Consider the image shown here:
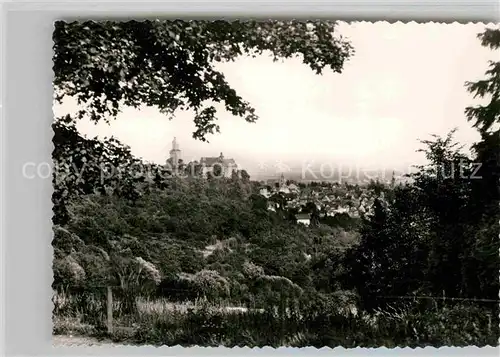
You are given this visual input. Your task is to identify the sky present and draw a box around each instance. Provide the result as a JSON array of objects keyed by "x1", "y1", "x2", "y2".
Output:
[{"x1": 54, "y1": 21, "x2": 497, "y2": 177}]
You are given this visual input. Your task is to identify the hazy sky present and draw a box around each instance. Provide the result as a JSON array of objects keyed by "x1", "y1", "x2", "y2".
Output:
[{"x1": 54, "y1": 21, "x2": 497, "y2": 175}]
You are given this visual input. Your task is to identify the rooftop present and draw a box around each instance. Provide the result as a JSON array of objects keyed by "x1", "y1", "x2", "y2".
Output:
[
  {"x1": 296, "y1": 213, "x2": 311, "y2": 220},
  {"x1": 200, "y1": 157, "x2": 237, "y2": 166}
]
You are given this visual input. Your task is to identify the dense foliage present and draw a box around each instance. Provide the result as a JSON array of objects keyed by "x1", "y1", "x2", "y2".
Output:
[
  {"x1": 53, "y1": 20, "x2": 353, "y2": 139},
  {"x1": 53, "y1": 176, "x2": 360, "y2": 304},
  {"x1": 347, "y1": 131, "x2": 499, "y2": 311}
]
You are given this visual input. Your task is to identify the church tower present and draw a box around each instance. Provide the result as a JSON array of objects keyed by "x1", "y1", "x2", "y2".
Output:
[
  {"x1": 279, "y1": 172, "x2": 286, "y2": 188},
  {"x1": 169, "y1": 137, "x2": 181, "y2": 173}
]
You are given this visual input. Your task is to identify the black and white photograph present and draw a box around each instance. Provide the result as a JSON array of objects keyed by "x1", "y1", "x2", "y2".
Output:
[{"x1": 50, "y1": 20, "x2": 499, "y2": 347}]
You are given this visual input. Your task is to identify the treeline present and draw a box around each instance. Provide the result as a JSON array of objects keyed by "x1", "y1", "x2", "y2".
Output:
[
  {"x1": 346, "y1": 131, "x2": 499, "y2": 311},
  {"x1": 53, "y1": 128, "x2": 498, "y2": 312}
]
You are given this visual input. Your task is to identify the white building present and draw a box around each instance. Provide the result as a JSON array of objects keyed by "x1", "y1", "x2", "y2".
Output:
[
  {"x1": 296, "y1": 213, "x2": 311, "y2": 226},
  {"x1": 259, "y1": 187, "x2": 271, "y2": 198}
]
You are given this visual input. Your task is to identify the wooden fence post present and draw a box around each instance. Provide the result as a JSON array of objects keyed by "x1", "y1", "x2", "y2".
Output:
[{"x1": 107, "y1": 286, "x2": 113, "y2": 334}]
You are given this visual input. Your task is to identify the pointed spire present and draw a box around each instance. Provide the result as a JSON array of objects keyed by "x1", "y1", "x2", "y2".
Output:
[{"x1": 172, "y1": 137, "x2": 179, "y2": 151}]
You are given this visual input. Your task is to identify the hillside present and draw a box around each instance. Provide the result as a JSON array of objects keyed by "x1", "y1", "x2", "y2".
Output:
[{"x1": 53, "y1": 176, "x2": 362, "y2": 309}]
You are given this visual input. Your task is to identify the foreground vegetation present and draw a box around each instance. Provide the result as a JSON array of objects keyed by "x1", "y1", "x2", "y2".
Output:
[{"x1": 54, "y1": 289, "x2": 498, "y2": 347}]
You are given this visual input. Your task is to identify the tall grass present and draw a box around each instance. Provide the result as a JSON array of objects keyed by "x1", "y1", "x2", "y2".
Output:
[
  {"x1": 130, "y1": 303, "x2": 498, "y2": 347},
  {"x1": 53, "y1": 291, "x2": 499, "y2": 347}
]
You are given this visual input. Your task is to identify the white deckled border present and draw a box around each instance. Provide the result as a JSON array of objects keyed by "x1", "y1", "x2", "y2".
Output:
[{"x1": 1, "y1": 0, "x2": 499, "y2": 356}]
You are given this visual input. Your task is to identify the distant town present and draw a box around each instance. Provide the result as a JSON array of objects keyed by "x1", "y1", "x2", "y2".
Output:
[{"x1": 166, "y1": 137, "x2": 395, "y2": 226}]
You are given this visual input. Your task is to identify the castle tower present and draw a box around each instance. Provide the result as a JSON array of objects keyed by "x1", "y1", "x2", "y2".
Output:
[{"x1": 169, "y1": 137, "x2": 181, "y2": 173}]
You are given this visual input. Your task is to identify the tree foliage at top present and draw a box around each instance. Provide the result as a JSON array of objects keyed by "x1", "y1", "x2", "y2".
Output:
[
  {"x1": 53, "y1": 20, "x2": 353, "y2": 141},
  {"x1": 465, "y1": 27, "x2": 500, "y2": 135}
]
